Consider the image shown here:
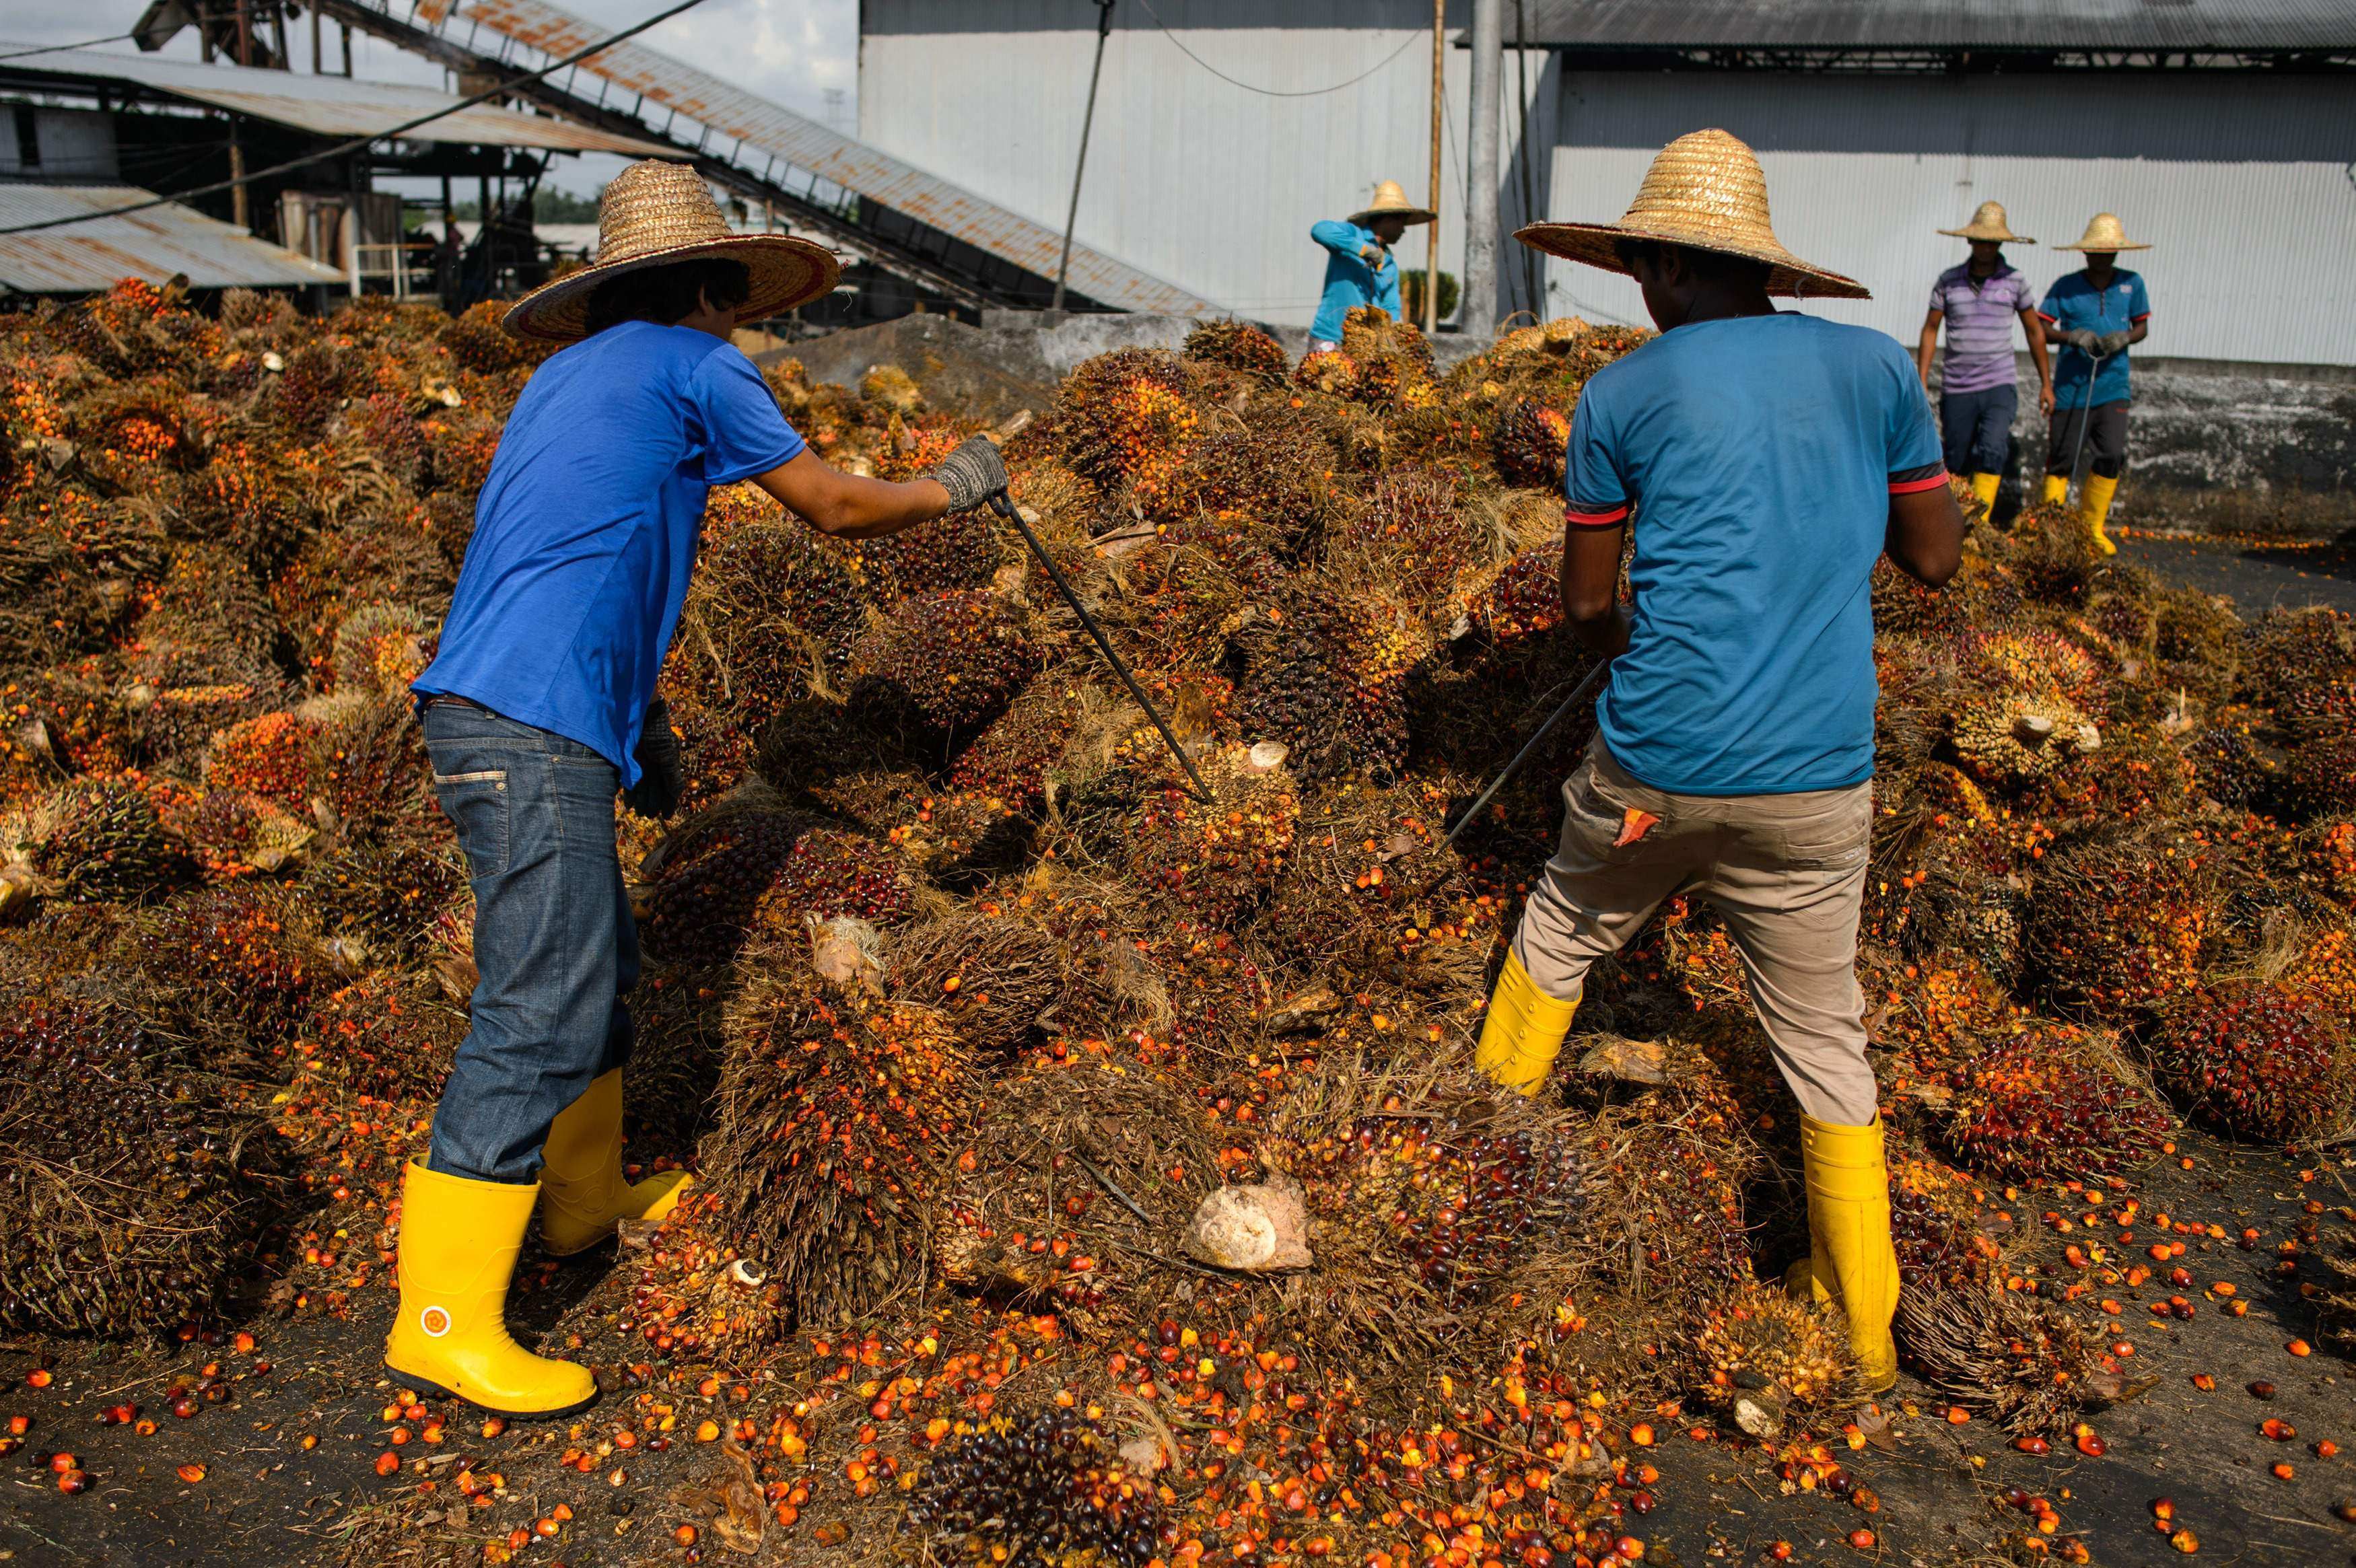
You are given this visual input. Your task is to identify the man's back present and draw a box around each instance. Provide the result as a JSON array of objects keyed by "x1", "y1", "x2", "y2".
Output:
[{"x1": 1566, "y1": 313, "x2": 1942, "y2": 795}]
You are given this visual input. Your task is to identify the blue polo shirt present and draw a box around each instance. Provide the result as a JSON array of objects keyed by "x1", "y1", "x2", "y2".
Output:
[
  {"x1": 413, "y1": 321, "x2": 804, "y2": 784},
  {"x1": 1309, "y1": 219, "x2": 1403, "y2": 341},
  {"x1": 1564, "y1": 313, "x2": 1945, "y2": 795},
  {"x1": 2038, "y1": 269, "x2": 2150, "y2": 407}
]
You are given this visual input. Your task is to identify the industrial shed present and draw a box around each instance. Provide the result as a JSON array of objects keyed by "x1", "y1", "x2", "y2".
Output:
[{"x1": 858, "y1": 0, "x2": 2355, "y2": 365}]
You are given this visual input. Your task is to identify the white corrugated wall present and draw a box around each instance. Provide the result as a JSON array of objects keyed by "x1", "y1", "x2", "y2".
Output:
[{"x1": 861, "y1": 3, "x2": 2356, "y2": 364}]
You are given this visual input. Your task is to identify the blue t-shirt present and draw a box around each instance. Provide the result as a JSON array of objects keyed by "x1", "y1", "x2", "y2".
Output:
[
  {"x1": 1564, "y1": 313, "x2": 1945, "y2": 795},
  {"x1": 413, "y1": 321, "x2": 805, "y2": 783},
  {"x1": 2038, "y1": 269, "x2": 2149, "y2": 407},
  {"x1": 1309, "y1": 219, "x2": 1403, "y2": 342}
]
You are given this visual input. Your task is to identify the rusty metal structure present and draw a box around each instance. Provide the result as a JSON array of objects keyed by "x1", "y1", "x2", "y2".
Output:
[
  {"x1": 312, "y1": 0, "x2": 1215, "y2": 318},
  {"x1": 0, "y1": 181, "x2": 346, "y2": 293}
]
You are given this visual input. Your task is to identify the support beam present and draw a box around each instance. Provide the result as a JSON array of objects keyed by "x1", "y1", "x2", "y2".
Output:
[
  {"x1": 1424, "y1": 0, "x2": 1443, "y2": 334},
  {"x1": 1462, "y1": 0, "x2": 1502, "y2": 338}
]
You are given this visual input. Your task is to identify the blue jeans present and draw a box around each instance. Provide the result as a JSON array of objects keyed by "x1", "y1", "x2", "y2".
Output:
[
  {"x1": 421, "y1": 703, "x2": 635, "y2": 1184},
  {"x1": 1939, "y1": 382, "x2": 2016, "y2": 477}
]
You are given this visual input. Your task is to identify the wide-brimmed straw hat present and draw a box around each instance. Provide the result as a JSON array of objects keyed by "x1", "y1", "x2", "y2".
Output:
[
  {"x1": 1939, "y1": 201, "x2": 2033, "y2": 244},
  {"x1": 2056, "y1": 212, "x2": 2151, "y2": 253},
  {"x1": 503, "y1": 160, "x2": 841, "y2": 343},
  {"x1": 1515, "y1": 129, "x2": 1869, "y2": 301},
  {"x1": 1349, "y1": 179, "x2": 1435, "y2": 228}
]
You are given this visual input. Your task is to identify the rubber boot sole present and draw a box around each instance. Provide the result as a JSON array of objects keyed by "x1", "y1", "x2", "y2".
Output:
[{"x1": 384, "y1": 1363, "x2": 600, "y2": 1420}]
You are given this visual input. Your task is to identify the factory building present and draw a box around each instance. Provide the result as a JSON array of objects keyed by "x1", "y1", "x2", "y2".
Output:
[{"x1": 858, "y1": 1, "x2": 2356, "y2": 368}]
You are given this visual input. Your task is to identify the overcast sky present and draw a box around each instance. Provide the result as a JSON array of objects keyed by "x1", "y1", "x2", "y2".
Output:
[{"x1": 4, "y1": 0, "x2": 857, "y2": 194}]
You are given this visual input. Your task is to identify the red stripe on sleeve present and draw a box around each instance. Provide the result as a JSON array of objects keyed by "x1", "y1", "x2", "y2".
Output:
[
  {"x1": 1564, "y1": 503, "x2": 1630, "y2": 528},
  {"x1": 2036, "y1": 312, "x2": 2059, "y2": 325},
  {"x1": 2130, "y1": 313, "x2": 2150, "y2": 322},
  {"x1": 1888, "y1": 472, "x2": 1951, "y2": 496}
]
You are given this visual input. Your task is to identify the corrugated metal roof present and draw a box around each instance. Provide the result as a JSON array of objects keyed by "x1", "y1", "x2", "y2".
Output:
[
  {"x1": 0, "y1": 182, "x2": 347, "y2": 292},
  {"x1": 1518, "y1": 0, "x2": 2356, "y2": 51},
  {"x1": 0, "y1": 42, "x2": 674, "y2": 155},
  {"x1": 426, "y1": 0, "x2": 1216, "y2": 315}
]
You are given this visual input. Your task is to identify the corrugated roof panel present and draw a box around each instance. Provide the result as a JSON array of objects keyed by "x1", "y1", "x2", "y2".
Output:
[
  {"x1": 434, "y1": 0, "x2": 1216, "y2": 314},
  {"x1": 0, "y1": 43, "x2": 675, "y2": 155},
  {"x1": 0, "y1": 183, "x2": 347, "y2": 292},
  {"x1": 1518, "y1": 0, "x2": 2356, "y2": 51}
]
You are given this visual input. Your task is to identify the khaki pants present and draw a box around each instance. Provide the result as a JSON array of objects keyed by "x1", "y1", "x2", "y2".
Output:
[{"x1": 1511, "y1": 741, "x2": 1879, "y2": 1126}]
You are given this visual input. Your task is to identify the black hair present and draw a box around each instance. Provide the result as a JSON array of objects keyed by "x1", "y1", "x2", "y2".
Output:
[
  {"x1": 1614, "y1": 238, "x2": 1773, "y2": 289},
  {"x1": 582, "y1": 256, "x2": 753, "y2": 336}
]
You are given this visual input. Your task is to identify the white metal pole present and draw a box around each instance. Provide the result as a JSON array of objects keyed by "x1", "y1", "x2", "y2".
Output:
[{"x1": 1053, "y1": 0, "x2": 1116, "y2": 314}]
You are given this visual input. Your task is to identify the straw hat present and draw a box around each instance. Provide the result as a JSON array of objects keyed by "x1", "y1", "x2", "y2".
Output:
[
  {"x1": 1514, "y1": 129, "x2": 1868, "y2": 300},
  {"x1": 1349, "y1": 179, "x2": 1435, "y2": 228},
  {"x1": 1939, "y1": 201, "x2": 2033, "y2": 244},
  {"x1": 2056, "y1": 212, "x2": 2151, "y2": 253},
  {"x1": 502, "y1": 160, "x2": 841, "y2": 343}
]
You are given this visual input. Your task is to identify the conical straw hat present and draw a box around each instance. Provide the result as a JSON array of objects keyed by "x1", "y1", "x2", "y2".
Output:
[
  {"x1": 1939, "y1": 201, "x2": 2034, "y2": 244},
  {"x1": 2055, "y1": 212, "x2": 2151, "y2": 253},
  {"x1": 1514, "y1": 129, "x2": 1868, "y2": 301},
  {"x1": 1349, "y1": 179, "x2": 1436, "y2": 227},
  {"x1": 503, "y1": 160, "x2": 842, "y2": 343}
]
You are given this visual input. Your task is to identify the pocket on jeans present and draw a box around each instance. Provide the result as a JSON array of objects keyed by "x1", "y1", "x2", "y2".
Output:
[
  {"x1": 1774, "y1": 791, "x2": 1871, "y2": 871},
  {"x1": 432, "y1": 769, "x2": 510, "y2": 878},
  {"x1": 1560, "y1": 767, "x2": 1648, "y2": 863}
]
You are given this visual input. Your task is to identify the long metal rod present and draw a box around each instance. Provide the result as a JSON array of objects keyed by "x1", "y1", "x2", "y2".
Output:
[
  {"x1": 1053, "y1": 0, "x2": 1116, "y2": 313},
  {"x1": 988, "y1": 493, "x2": 1214, "y2": 802},
  {"x1": 1441, "y1": 658, "x2": 1609, "y2": 849}
]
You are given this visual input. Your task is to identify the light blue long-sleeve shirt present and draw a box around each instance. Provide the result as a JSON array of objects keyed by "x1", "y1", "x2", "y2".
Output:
[{"x1": 1309, "y1": 219, "x2": 1402, "y2": 342}]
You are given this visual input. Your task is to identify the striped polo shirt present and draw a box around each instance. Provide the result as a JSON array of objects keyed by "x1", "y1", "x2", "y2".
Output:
[{"x1": 1930, "y1": 262, "x2": 2034, "y2": 396}]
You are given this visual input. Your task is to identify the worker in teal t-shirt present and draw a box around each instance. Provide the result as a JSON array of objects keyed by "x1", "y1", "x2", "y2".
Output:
[
  {"x1": 2036, "y1": 213, "x2": 2153, "y2": 557},
  {"x1": 1486, "y1": 130, "x2": 1966, "y2": 1396},
  {"x1": 1307, "y1": 179, "x2": 1431, "y2": 351},
  {"x1": 396, "y1": 160, "x2": 1009, "y2": 1421}
]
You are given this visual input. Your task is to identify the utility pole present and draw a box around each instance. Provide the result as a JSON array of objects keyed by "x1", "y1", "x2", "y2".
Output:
[
  {"x1": 1462, "y1": 0, "x2": 1502, "y2": 338},
  {"x1": 1424, "y1": 0, "x2": 1443, "y2": 334},
  {"x1": 1053, "y1": 0, "x2": 1116, "y2": 315},
  {"x1": 312, "y1": 2, "x2": 323, "y2": 73}
]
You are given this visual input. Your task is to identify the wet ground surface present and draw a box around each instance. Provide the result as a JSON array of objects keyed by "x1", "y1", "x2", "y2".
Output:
[
  {"x1": 2119, "y1": 531, "x2": 2356, "y2": 616},
  {"x1": 3, "y1": 1129, "x2": 2351, "y2": 1567}
]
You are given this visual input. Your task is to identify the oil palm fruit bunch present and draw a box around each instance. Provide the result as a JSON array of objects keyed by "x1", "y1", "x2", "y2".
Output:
[
  {"x1": 328, "y1": 602, "x2": 434, "y2": 701},
  {"x1": 69, "y1": 378, "x2": 209, "y2": 495},
  {"x1": 2322, "y1": 1213, "x2": 2356, "y2": 1349},
  {"x1": 2184, "y1": 719, "x2": 2284, "y2": 808},
  {"x1": 2285, "y1": 730, "x2": 2356, "y2": 817},
  {"x1": 1050, "y1": 348, "x2": 1201, "y2": 512},
  {"x1": 1236, "y1": 594, "x2": 1431, "y2": 780},
  {"x1": 1946, "y1": 683, "x2": 2098, "y2": 789},
  {"x1": 1158, "y1": 421, "x2": 1336, "y2": 553},
  {"x1": 1887, "y1": 1145, "x2": 1993, "y2": 1298},
  {"x1": 1902, "y1": 1275, "x2": 2129, "y2": 1434},
  {"x1": 2281, "y1": 927, "x2": 2356, "y2": 1032},
  {"x1": 2149, "y1": 981, "x2": 2351, "y2": 1143},
  {"x1": 1938, "y1": 1026, "x2": 2171, "y2": 1184},
  {"x1": 0, "y1": 995, "x2": 273, "y2": 1337},
  {"x1": 884, "y1": 913, "x2": 1064, "y2": 1055},
  {"x1": 440, "y1": 298, "x2": 547, "y2": 374},
  {"x1": 1333, "y1": 466, "x2": 1471, "y2": 602},
  {"x1": 145, "y1": 882, "x2": 321, "y2": 1061},
  {"x1": 1337, "y1": 304, "x2": 1436, "y2": 404},
  {"x1": 0, "y1": 665, "x2": 134, "y2": 792},
  {"x1": 1492, "y1": 397, "x2": 1571, "y2": 489},
  {"x1": 642, "y1": 808, "x2": 909, "y2": 966},
  {"x1": 126, "y1": 682, "x2": 273, "y2": 769},
  {"x1": 688, "y1": 489, "x2": 873, "y2": 689},
  {"x1": 704, "y1": 950, "x2": 977, "y2": 1326},
  {"x1": 1181, "y1": 318, "x2": 1288, "y2": 380},
  {"x1": 942, "y1": 678, "x2": 1080, "y2": 822},
  {"x1": 295, "y1": 970, "x2": 464, "y2": 1106},
  {"x1": 850, "y1": 590, "x2": 1043, "y2": 741},
  {"x1": 311, "y1": 696, "x2": 437, "y2": 842},
  {"x1": 165, "y1": 788, "x2": 314, "y2": 880},
  {"x1": 202, "y1": 710, "x2": 320, "y2": 813},
  {"x1": 1124, "y1": 744, "x2": 1300, "y2": 926},
  {"x1": 1469, "y1": 544, "x2": 1565, "y2": 643},
  {"x1": 2025, "y1": 832, "x2": 2213, "y2": 1024},
  {"x1": 0, "y1": 778, "x2": 190, "y2": 918},
  {"x1": 2242, "y1": 606, "x2": 2355, "y2": 722},
  {"x1": 125, "y1": 540, "x2": 281, "y2": 689},
  {"x1": 1686, "y1": 1273, "x2": 1857, "y2": 1438},
  {"x1": 906, "y1": 1407, "x2": 1168, "y2": 1568},
  {"x1": 861, "y1": 502, "x2": 1004, "y2": 602}
]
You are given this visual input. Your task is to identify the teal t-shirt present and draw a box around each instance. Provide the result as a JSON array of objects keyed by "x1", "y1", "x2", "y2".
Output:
[
  {"x1": 413, "y1": 322, "x2": 804, "y2": 783},
  {"x1": 1564, "y1": 313, "x2": 1945, "y2": 795},
  {"x1": 1308, "y1": 219, "x2": 1402, "y2": 341},
  {"x1": 2038, "y1": 269, "x2": 2150, "y2": 406}
]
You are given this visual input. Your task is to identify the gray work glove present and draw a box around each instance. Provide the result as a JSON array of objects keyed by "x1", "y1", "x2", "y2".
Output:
[
  {"x1": 622, "y1": 695, "x2": 684, "y2": 820},
  {"x1": 2094, "y1": 329, "x2": 2134, "y2": 357},
  {"x1": 2057, "y1": 327, "x2": 2102, "y2": 353},
  {"x1": 924, "y1": 434, "x2": 1008, "y2": 513}
]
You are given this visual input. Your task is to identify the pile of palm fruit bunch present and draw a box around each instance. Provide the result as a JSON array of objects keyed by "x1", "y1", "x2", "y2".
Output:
[{"x1": 10, "y1": 279, "x2": 2356, "y2": 1559}]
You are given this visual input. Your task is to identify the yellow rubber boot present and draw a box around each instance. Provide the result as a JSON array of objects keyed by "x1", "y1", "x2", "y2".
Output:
[
  {"x1": 384, "y1": 1159, "x2": 598, "y2": 1417},
  {"x1": 1968, "y1": 472, "x2": 2000, "y2": 511},
  {"x1": 2081, "y1": 472, "x2": 2120, "y2": 557},
  {"x1": 1785, "y1": 1115, "x2": 1901, "y2": 1394},
  {"x1": 2041, "y1": 472, "x2": 2069, "y2": 507},
  {"x1": 537, "y1": 1069, "x2": 693, "y2": 1257},
  {"x1": 1474, "y1": 951, "x2": 1579, "y2": 1096}
]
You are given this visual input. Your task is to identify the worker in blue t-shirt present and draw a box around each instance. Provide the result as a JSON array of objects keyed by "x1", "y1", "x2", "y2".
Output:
[
  {"x1": 1499, "y1": 131, "x2": 1966, "y2": 1394},
  {"x1": 1307, "y1": 180, "x2": 1432, "y2": 353},
  {"x1": 2038, "y1": 213, "x2": 2153, "y2": 556},
  {"x1": 399, "y1": 162, "x2": 1006, "y2": 1419}
]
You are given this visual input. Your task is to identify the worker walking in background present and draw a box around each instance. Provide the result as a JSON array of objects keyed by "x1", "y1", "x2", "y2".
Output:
[
  {"x1": 2038, "y1": 213, "x2": 2153, "y2": 555},
  {"x1": 1307, "y1": 180, "x2": 1432, "y2": 354},
  {"x1": 1916, "y1": 201, "x2": 2053, "y2": 513},
  {"x1": 399, "y1": 161, "x2": 1008, "y2": 1417},
  {"x1": 1487, "y1": 131, "x2": 1966, "y2": 1393}
]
